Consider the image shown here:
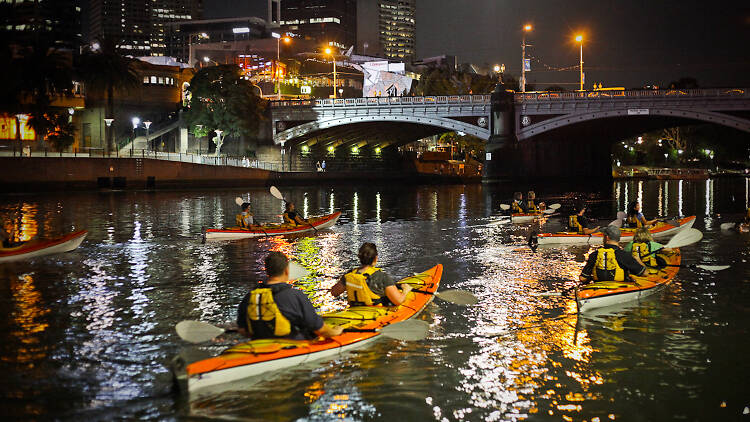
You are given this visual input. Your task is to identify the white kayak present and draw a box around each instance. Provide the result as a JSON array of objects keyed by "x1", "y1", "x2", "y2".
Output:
[
  {"x1": 0, "y1": 230, "x2": 87, "y2": 263},
  {"x1": 536, "y1": 216, "x2": 696, "y2": 245}
]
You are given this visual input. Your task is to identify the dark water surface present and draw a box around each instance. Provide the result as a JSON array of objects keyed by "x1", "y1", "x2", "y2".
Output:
[{"x1": 1, "y1": 179, "x2": 749, "y2": 421}]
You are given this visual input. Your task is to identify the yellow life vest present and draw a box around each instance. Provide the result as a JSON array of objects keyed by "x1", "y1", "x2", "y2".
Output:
[
  {"x1": 344, "y1": 267, "x2": 382, "y2": 306},
  {"x1": 246, "y1": 288, "x2": 292, "y2": 338},
  {"x1": 569, "y1": 215, "x2": 583, "y2": 234},
  {"x1": 527, "y1": 201, "x2": 539, "y2": 213},
  {"x1": 626, "y1": 215, "x2": 642, "y2": 228},
  {"x1": 632, "y1": 242, "x2": 657, "y2": 270},
  {"x1": 512, "y1": 201, "x2": 524, "y2": 213},
  {"x1": 592, "y1": 248, "x2": 625, "y2": 281},
  {"x1": 236, "y1": 214, "x2": 248, "y2": 228}
]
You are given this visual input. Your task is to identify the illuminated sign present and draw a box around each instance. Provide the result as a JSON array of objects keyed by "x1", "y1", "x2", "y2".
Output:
[{"x1": 300, "y1": 85, "x2": 311, "y2": 94}]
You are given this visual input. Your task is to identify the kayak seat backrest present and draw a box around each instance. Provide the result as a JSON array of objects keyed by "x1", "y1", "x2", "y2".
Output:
[{"x1": 323, "y1": 306, "x2": 392, "y2": 326}]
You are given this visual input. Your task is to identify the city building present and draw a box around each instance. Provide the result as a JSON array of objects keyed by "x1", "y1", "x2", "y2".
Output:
[
  {"x1": 357, "y1": 0, "x2": 415, "y2": 60},
  {"x1": 0, "y1": 0, "x2": 82, "y2": 49},
  {"x1": 88, "y1": 0, "x2": 203, "y2": 57},
  {"x1": 166, "y1": 16, "x2": 269, "y2": 66},
  {"x1": 280, "y1": 0, "x2": 357, "y2": 50}
]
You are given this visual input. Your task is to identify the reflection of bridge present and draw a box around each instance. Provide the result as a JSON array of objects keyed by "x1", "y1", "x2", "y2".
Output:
[{"x1": 270, "y1": 88, "x2": 750, "y2": 179}]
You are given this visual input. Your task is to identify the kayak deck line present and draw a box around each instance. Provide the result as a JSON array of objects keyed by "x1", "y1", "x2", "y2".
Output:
[
  {"x1": 175, "y1": 264, "x2": 442, "y2": 393},
  {"x1": 576, "y1": 249, "x2": 681, "y2": 312}
]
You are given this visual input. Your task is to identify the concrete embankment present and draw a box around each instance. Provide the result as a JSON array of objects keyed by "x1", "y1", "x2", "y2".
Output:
[{"x1": 0, "y1": 157, "x2": 432, "y2": 192}]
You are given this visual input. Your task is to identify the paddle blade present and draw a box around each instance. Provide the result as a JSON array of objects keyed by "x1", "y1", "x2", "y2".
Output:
[
  {"x1": 435, "y1": 289, "x2": 478, "y2": 305},
  {"x1": 289, "y1": 261, "x2": 310, "y2": 280},
  {"x1": 235, "y1": 197, "x2": 244, "y2": 206},
  {"x1": 176, "y1": 320, "x2": 225, "y2": 343},
  {"x1": 270, "y1": 186, "x2": 284, "y2": 201},
  {"x1": 720, "y1": 222, "x2": 736, "y2": 230},
  {"x1": 543, "y1": 208, "x2": 555, "y2": 214},
  {"x1": 694, "y1": 264, "x2": 730, "y2": 271},
  {"x1": 617, "y1": 211, "x2": 627, "y2": 220},
  {"x1": 665, "y1": 228, "x2": 703, "y2": 249},
  {"x1": 499, "y1": 204, "x2": 511, "y2": 211},
  {"x1": 549, "y1": 203, "x2": 561, "y2": 210},
  {"x1": 532, "y1": 291, "x2": 565, "y2": 297},
  {"x1": 609, "y1": 219, "x2": 623, "y2": 228},
  {"x1": 378, "y1": 319, "x2": 430, "y2": 341}
]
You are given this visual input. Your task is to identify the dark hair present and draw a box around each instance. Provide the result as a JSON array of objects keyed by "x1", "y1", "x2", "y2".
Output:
[
  {"x1": 627, "y1": 201, "x2": 639, "y2": 217},
  {"x1": 575, "y1": 201, "x2": 587, "y2": 213},
  {"x1": 265, "y1": 252, "x2": 289, "y2": 277},
  {"x1": 285, "y1": 202, "x2": 294, "y2": 212},
  {"x1": 241, "y1": 202, "x2": 250, "y2": 211},
  {"x1": 358, "y1": 242, "x2": 378, "y2": 266},
  {"x1": 513, "y1": 192, "x2": 522, "y2": 201}
]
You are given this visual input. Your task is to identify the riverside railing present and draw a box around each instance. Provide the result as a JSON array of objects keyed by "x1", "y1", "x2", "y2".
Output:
[
  {"x1": 270, "y1": 94, "x2": 493, "y2": 108},
  {"x1": 0, "y1": 148, "x2": 280, "y2": 171}
]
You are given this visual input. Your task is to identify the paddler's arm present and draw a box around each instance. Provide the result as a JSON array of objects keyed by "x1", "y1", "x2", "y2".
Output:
[
  {"x1": 579, "y1": 252, "x2": 596, "y2": 282},
  {"x1": 384, "y1": 283, "x2": 413, "y2": 305},
  {"x1": 329, "y1": 276, "x2": 345, "y2": 297},
  {"x1": 315, "y1": 322, "x2": 344, "y2": 338},
  {"x1": 619, "y1": 251, "x2": 646, "y2": 277}
]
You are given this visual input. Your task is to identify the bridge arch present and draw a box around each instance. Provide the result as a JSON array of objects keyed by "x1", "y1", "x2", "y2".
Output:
[
  {"x1": 518, "y1": 107, "x2": 750, "y2": 141},
  {"x1": 274, "y1": 114, "x2": 490, "y2": 145}
]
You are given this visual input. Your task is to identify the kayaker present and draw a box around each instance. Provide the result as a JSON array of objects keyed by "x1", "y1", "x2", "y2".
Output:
[
  {"x1": 282, "y1": 202, "x2": 306, "y2": 226},
  {"x1": 235, "y1": 202, "x2": 254, "y2": 229},
  {"x1": 329, "y1": 242, "x2": 413, "y2": 306},
  {"x1": 511, "y1": 192, "x2": 527, "y2": 214},
  {"x1": 624, "y1": 227, "x2": 669, "y2": 270},
  {"x1": 236, "y1": 252, "x2": 344, "y2": 340},
  {"x1": 579, "y1": 225, "x2": 646, "y2": 283},
  {"x1": 526, "y1": 191, "x2": 545, "y2": 213},
  {"x1": 568, "y1": 203, "x2": 600, "y2": 235},
  {"x1": 625, "y1": 201, "x2": 658, "y2": 228}
]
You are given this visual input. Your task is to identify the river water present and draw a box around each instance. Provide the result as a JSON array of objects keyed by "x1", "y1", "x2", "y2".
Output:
[{"x1": 1, "y1": 179, "x2": 749, "y2": 421}]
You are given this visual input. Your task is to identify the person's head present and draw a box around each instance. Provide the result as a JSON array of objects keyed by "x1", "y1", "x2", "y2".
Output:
[
  {"x1": 358, "y1": 242, "x2": 378, "y2": 266},
  {"x1": 513, "y1": 192, "x2": 523, "y2": 201},
  {"x1": 628, "y1": 201, "x2": 640, "y2": 216},
  {"x1": 633, "y1": 226, "x2": 653, "y2": 243},
  {"x1": 285, "y1": 202, "x2": 295, "y2": 211},
  {"x1": 527, "y1": 191, "x2": 536, "y2": 200},
  {"x1": 575, "y1": 201, "x2": 587, "y2": 215},
  {"x1": 602, "y1": 225, "x2": 621, "y2": 243},
  {"x1": 241, "y1": 202, "x2": 250, "y2": 212},
  {"x1": 265, "y1": 251, "x2": 289, "y2": 279}
]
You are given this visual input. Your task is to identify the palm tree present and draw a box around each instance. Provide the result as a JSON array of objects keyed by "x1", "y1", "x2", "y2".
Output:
[{"x1": 75, "y1": 38, "x2": 140, "y2": 153}]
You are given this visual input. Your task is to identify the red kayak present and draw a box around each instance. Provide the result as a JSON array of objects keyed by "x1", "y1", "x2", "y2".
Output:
[{"x1": 0, "y1": 230, "x2": 87, "y2": 263}]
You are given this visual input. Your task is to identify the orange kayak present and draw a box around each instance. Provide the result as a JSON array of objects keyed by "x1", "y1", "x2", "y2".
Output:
[
  {"x1": 204, "y1": 212, "x2": 341, "y2": 240},
  {"x1": 174, "y1": 264, "x2": 442, "y2": 394}
]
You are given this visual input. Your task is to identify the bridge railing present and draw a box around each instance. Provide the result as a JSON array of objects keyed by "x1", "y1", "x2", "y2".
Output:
[
  {"x1": 515, "y1": 88, "x2": 747, "y2": 102},
  {"x1": 270, "y1": 94, "x2": 492, "y2": 108}
]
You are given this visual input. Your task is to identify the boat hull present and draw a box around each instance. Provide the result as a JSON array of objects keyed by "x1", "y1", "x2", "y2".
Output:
[
  {"x1": 0, "y1": 230, "x2": 87, "y2": 263},
  {"x1": 576, "y1": 250, "x2": 681, "y2": 312},
  {"x1": 511, "y1": 213, "x2": 544, "y2": 223},
  {"x1": 204, "y1": 212, "x2": 341, "y2": 240},
  {"x1": 175, "y1": 264, "x2": 443, "y2": 394},
  {"x1": 537, "y1": 215, "x2": 695, "y2": 245}
]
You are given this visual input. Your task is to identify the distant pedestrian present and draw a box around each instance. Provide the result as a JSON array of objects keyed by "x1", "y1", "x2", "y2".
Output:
[
  {"x1": 321, "y1": 160, "x2": 326, "y2": 172},
  {"x1": 316, "y1": 161, "x2": 322, "y2": 172}
]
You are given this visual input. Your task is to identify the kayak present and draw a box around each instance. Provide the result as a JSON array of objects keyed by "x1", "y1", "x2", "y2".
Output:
[
  {"x1": 576, "y1": 249, "x2": 681, "y2": 312},
  {"x1": 173, "y1": 264, "x2": 442, "y2": 394},
  {"x1": 0, "y1": 230, "x2": 87, "y2": 263},
  {"x1": 511, "y1": 212, "x2": 545, "y2": 223},
  {"x1": 204, "y1": 212, "x2": 341, "y2": 240},
  {"x1": 537, "y1": 215, "x2": 696, "y2": 245}
]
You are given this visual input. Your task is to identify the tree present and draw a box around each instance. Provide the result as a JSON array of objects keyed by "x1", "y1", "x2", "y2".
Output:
[
  {"x1": 661, "y1": 127, "x2": 688, "y2": 151},
  {"x1": 75, "y1": 39, "x2": 140, "y2": 153},
  {"x1": 29, "y1": 113, "x2": 76, "y2": 151},
  {"x1": 184, "y1": 65, "x2": 267, "y2": 156}
]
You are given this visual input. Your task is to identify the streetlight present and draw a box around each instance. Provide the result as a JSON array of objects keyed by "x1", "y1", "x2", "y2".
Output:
[
  {"x1": 575, "y1": 34, "x2": 584, "y2": 91},
  {"x1": 144, "y1": 120, "x2": 152, "y2": 152},
  {"x1": 325, "y1": 46, "x2": 337, "y2": 99},
  {"x1": 272, "y1": 33, "x2": 292, "y2": 100},
  {"x1": 104, "y1": 118, "x2": 114, "y2": 154},
  {"x1": 131, "y1": 117, "x2": 140, "y2": 155},
  {"x1": 521, "y1": 24, "x2": 532, "y2": 92}
]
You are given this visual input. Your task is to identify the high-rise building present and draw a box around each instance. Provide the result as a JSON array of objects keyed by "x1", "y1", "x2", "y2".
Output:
[
  {"x1": 357, "y1": 0, "x2": 415, "y2": 60},
  {"x1": 88, "y1": 0, "x2": 202, "y2": 57},
  {"x1": 0, "y1": 0, "x2": 82, "y2": 49},
  {"x1": 280, "y1": 0, "x2": 356, "y2": 50}
]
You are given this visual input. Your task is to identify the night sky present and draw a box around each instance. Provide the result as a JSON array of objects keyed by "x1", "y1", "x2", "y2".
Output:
[{"x1": 206, "y1": 0, "x2": 750, "y2": 89}]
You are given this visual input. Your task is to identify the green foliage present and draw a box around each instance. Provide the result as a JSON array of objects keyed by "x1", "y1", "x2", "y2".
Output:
[{"x1": 184, "y1": 65, "x2": 267, "y2": 155}]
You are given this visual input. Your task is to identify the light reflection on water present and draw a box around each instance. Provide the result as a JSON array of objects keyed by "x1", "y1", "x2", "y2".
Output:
[{"x1": 0, "y1": 180, "x2": 749, "y2": 420}]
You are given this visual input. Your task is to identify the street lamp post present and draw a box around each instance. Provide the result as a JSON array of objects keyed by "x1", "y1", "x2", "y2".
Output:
[
  {"x1": 131, "y1": 117, "x2": 140, "y2": 155},
  {"x1": 104, "y1": 118, "x2": 114, "y2": 155},
  {"x1": 325, "y1": 47, "x2": 337, "y2": 99},
  {"x1": 270, "y1": 33, "x2": 291, "y2": 100},
  {"x1": 575, "y1": 35, "x2": 584, "y2": 91},
  {"x1": 144, "y1": 120, "x2": 152, "y2": 153},
  {"x1": 521, "y1": 24, "x2": 532, "y2": 92}
]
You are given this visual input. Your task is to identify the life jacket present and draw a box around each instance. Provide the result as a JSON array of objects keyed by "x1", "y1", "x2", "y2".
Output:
[
  {"x1": 512, "y1": 201, "x2": 524, "y2": 214},
  {"x1": 632, "y1": 242, "x2": 657, "y2": 270},
  {"x1": 344, "y1": 266, "x2": 382, "y2": 306},
  {"x1": 569, "y1": 215, "x2": 583, "y2": 234},
  {"x1": 246, "y1": 288, "x2": 292, "y2": 338},
  {"x1": 236, "y1": 213, "x2": 250, "y2": 228},
  {"x1": 626, "y1": 214, "x2": 642, "y2": 228},
  {"x1": 527, "y1": 201, "x2": 539, "y2": 213},
  {"x1": 592, "y1": 247, "x2": 625, "y2": 281}
]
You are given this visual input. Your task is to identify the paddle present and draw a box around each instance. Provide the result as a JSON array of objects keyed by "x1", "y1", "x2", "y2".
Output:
[
  {"x1": 543, "y1": 203, "x2": 562, "y2": 214},
  {"x1": 720, "y1": 222, "x2": 737, "y2": 230},
  {"x1": 662, "y1": 264, "x2": 730, "y2": 271},
  {"x1": 175, "y1": 319, "x2": 430, "y2": 343},
  {"x1": 270, "y1": 186, "x2": 318, "y2": 233},
  {"x1": 640, "y1": 228, "x2": 703, "y2": 259},
  {"x1": 289, "y1": 262, "x2": 478, "y2": 306}
]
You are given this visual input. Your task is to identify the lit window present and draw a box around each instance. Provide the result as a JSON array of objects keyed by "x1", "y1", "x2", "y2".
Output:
[
  {"x1": 158, "y1": 77, "x2": 164, "y2": 84},
  {"x1": 143, "y1": 76, "x2": 149, "y2": 84},
  {"x1": 151, "y1": 76, "x2": 157, "y2": 83}
]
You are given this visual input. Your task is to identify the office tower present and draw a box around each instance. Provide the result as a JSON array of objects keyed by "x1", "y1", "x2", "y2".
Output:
[
  {"x1": 0, "y1": 0, "x2": 82, "y2": 49},
  {"x1": 357, "y1": 0, "x2": 415, "y2": 60},
  {"x1": 281, "y1": 0, "x2": 356, "y2": 49}
]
